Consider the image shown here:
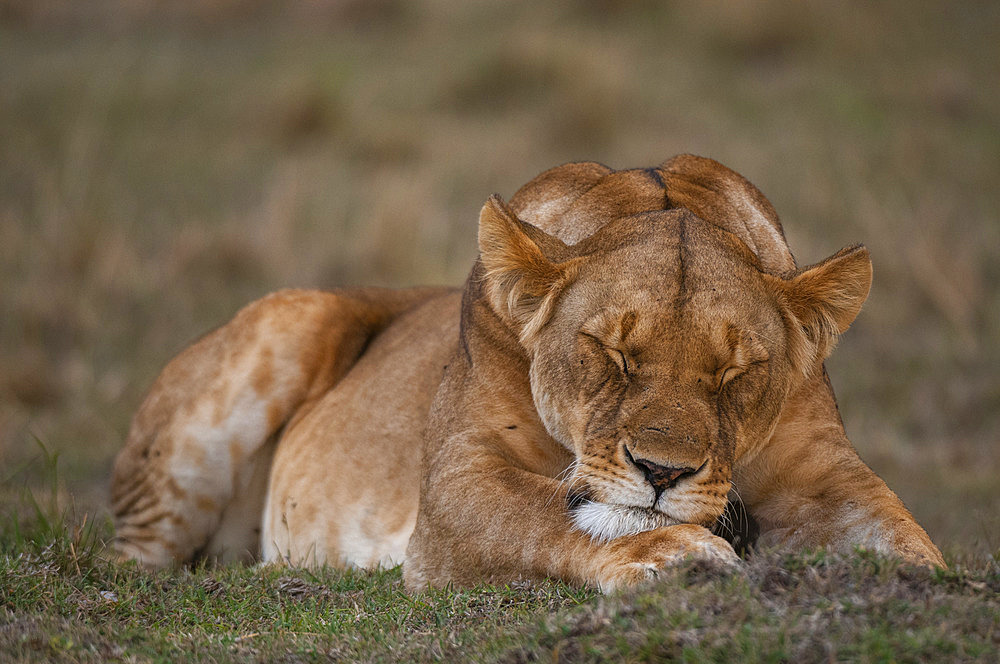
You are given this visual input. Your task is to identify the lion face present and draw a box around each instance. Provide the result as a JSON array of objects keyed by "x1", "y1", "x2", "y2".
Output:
[
  {"x1": 528, "y1": 212, "x2": 795, "y2": 540},
  {"x1": 478, "y1": 195, "x2": 872, "y2": 543}
]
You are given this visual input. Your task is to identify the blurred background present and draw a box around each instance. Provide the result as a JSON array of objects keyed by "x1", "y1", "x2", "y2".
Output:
[{"x1": 1, "y1": 0, "x2": 997, "y2": 561}]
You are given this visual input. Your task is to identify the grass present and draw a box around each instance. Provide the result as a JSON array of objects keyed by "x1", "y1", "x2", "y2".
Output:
[
  {"x1": 1, "y1": 468, "x2": 596, "y2": 663},
  {"x1": 2, "y1": 2, "x2": 998, "y2": 539},
  {"x1": 1, "y1": 0, "x2": 999, "y2": 660},
  {"x1": 2, "y1": 498, "x2": 998, "y2": 663},
  {"x1": 1, "y1": 552, "x2": 585, "y2": 662},
  {"x1": 2, "y1": 434, "x2": 998, "y2": 662}
]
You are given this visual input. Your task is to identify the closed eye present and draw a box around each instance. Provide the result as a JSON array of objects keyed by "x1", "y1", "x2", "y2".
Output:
[
  {"x1": 717, "y1": 365, "x2": 740, "y2": 390},
  {"x1": 608, "y1": 348, "x2": 630, "y2": 376},
  {"x1": 579, "y1": 331, "x2": 633, "y2": 378},
  {"x1": 717, "y1": 359, "x2": 767, "y2": 391}
]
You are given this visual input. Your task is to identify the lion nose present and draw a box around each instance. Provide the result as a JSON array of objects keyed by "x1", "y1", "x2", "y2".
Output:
[{"x1": 625, "y1": 446, "x2": 696, "y2": 490}]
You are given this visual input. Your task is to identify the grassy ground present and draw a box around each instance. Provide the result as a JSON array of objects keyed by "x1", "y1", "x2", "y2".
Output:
[
  {"x1": 2, "y1": 508, "x2": 998, "y2": 663},
  {"x1": 2, "y1": 0, "x2": 999, "y2": 660}
]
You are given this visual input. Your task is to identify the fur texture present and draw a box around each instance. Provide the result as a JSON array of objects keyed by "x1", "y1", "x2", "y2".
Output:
[{"x1": 111, "y1": 155, "x2": 945, "y2": 592}]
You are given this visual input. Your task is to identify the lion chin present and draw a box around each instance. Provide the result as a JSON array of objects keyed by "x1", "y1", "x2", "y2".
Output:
[{"x1": 570, "y1": 501, "x2": 679, "y2": 543}]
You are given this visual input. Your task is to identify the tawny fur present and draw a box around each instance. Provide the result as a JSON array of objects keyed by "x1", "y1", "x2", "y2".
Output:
[{"x1": 111, "y1": 155, "x2": 945, "y2": 591}]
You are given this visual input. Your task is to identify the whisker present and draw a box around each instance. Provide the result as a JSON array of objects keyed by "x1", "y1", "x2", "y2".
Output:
[
  {"x1": 553, "y1": 461, "x2": 577, "y2": 483},
  {"x1": 721, "y1": 482, "x2": 752, "y2": 546},
  {"x1": 546, "y1": 460, "x2": 583, "y2": 508},
  {"x1": 728, "y1": 483, "x2": 748, "y2": 532}
]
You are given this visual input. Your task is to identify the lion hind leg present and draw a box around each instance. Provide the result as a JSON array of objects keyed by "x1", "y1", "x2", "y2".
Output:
[{"x1": 111, "y1": 287, "x2": 442, "y2": 568}]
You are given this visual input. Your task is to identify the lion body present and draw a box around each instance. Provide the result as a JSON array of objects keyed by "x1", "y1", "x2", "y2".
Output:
[
  {"x1": 261, "y1": 290, "x2": 458, "y2": 568},
  {"x1": 112, "y1": 156, "x2": 944, "y2": 590}
]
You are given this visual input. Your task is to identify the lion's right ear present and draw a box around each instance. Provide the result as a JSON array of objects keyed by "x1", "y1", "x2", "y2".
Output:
[{"x1": 478, "y1": 194, "x2": 579, "y2": 343}]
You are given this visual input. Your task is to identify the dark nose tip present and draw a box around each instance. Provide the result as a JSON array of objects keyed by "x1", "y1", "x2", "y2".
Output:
[{"x1": 625, "y1": 447, "x2": 696, "y2": 489}]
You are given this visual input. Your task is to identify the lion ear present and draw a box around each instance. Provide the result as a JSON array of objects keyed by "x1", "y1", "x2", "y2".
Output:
[
  {"x1": 773, "y1": 244, "x2": 873, "y2": 373},
  {"x1": 478, "y1": 194, "x2": 579, "y2": 343}
]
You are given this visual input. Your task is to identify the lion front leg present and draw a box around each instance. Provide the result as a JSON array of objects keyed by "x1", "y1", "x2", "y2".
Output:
[
  {"x1": 112, "y1": 287, "x2": 443, "y2": 568},
  {"x1": 746, "y1": 461, "x2": 946, "y2": 568},
  {"x1": 736, "y1": 376, "x2": 945, "y2": 568},
  {"x1": 402, "y1": 441, "x2": 739, "y2": 593}
]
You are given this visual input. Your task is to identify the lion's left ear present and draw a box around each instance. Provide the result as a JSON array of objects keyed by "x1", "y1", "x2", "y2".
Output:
[
  {"x1": 478, "y1": 194, "x2": 579, "y2": 343},
  {"x1": 769, "y1": 244, "x2": 873, "y2": 373}
]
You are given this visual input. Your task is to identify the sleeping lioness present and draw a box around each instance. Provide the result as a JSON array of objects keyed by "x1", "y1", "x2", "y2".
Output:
[{"x1": 111, "y1": 155, "x2": 944, "y2": 591}]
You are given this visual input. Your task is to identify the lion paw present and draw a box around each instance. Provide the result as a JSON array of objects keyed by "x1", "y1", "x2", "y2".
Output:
[{"x1": 596, "y1": 524, "x2": 740, "y2": 592}]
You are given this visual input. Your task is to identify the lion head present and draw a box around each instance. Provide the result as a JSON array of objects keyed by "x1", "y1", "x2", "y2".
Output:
[{"x1": 477, "y1": 190, "x2": 872, "y2": 543}]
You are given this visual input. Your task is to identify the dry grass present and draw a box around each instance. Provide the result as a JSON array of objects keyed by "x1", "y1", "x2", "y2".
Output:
[{"x1": 1, "y1": 0, "x2": 997, "y2": 565}]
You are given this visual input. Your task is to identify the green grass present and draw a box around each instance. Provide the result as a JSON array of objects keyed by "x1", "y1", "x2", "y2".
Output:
[
  {"x1": 2, "y1": 0, "x2": 999, "y2": 660},
  {"x1": 2, "y1": 508, "x2": 998, "y2": 663},
  {"x1": 2, "y1": 1, "x2": 997, "y2": 550},
  {"x1": 1, "y1": 499, "x2": 593, "y2": 662},
  {"x1": 2, "y1": 452, "x2": 999, "y2": 662}
]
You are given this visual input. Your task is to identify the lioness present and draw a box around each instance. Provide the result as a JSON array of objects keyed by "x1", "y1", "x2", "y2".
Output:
[{"x1": 112, "y1": 155, "x2": 944, "y2": 591}]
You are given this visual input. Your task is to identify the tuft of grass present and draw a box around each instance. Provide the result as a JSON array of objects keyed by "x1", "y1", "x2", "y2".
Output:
[{"x1": 1, "y1": 437, "x2": 107, "y2": 568}]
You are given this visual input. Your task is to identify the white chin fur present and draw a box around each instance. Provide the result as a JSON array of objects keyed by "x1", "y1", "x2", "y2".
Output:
[{"x1": 571, "y1": 501, "x2": 678, "y2": 543}]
